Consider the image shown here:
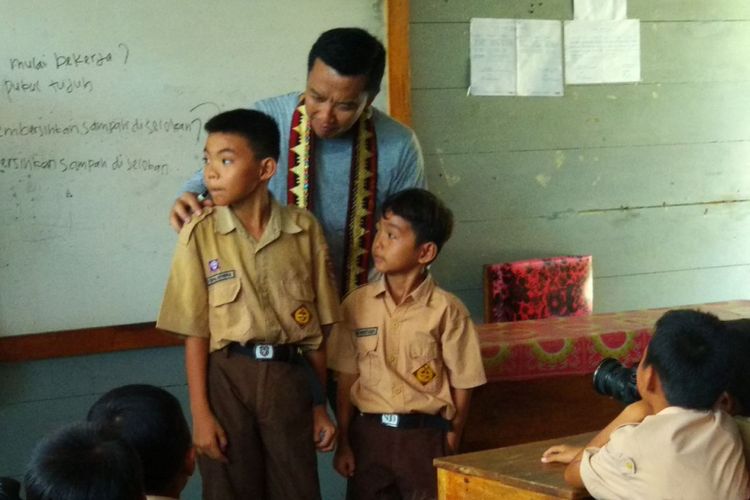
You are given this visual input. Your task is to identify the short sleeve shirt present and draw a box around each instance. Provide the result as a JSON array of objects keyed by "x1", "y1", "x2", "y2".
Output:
[
  {"x1": 327, "y1": 275, "x2": 487, "y2": 420},
  {"x1": 157, "y1": 200, "x2": 341, "y2": 352},
  {"x1": 579, "y1": 407, "x2": 750, "y2": 500}
]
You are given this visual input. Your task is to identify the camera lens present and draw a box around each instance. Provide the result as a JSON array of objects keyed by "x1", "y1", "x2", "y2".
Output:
[{"x1": 592, "y1": 358, "x2": 640, "y2": 405}]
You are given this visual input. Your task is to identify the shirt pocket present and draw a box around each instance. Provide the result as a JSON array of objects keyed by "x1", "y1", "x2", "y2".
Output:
[
  {"x1": 207, "y1": 278, "x2": 251, "y2": 339},
  {"x1": 282, "y1": 273, "x2": 320, "y2": 337},
  {"x1": 408, "y1": 333, "x2": 443, "y2": 393},
  {"x1": 355, "y1": 333, "x2": 382, "y2": 385}
]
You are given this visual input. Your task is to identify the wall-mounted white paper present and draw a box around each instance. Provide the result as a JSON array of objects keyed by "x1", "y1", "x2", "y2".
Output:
[
  {"x1": 470, "y1": 18, "x2": 563, "y2": 97},
  {"x1": 564, "y1": 19, "x2": 640, "y2": 84},
  {"x1": 516, "y1": 20, "x2": 563, "y2": 96},
  {"x1": 574, "y1": 0, "x2": 627, "y2": 20},
  {"x1": 470, "y1": 18, "x2": 517, "y2": 96}
]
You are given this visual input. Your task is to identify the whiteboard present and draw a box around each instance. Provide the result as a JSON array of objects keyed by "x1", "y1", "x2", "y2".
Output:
[{"x1": 0, "y1": 0, "x2": 386, "y2": 337}]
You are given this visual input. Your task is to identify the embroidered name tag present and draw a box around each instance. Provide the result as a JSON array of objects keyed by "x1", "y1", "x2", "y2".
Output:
[
  {"x1": 207, "y1": 271, "x2": 235, "y2": 286},
  {"x1": 356, "y1": 327, "x2": 378, "y2": 337}
]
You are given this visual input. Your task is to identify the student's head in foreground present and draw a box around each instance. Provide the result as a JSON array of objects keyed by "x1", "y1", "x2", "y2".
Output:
[
  {"x1": 305, "y1": 27, "x2": 385, "y2": 138},
  {"x1": 202, "y1": 108, "x2": 280, "y2": 207},
  {"x1": 373, "y1": 188, "x2": 454, "y2": 276},
  {"x1": 25, "y1": 422, "x2": 144, "y2": 500},
  {"x1": 638, "y1": 309, "x2": 732, "y2": 410},
  {"x1": 87, "y1": 384, "x2": 194, "y2": 498},
  {"x1": 722, "y1": 319, "x2": 750, "y2": 416}
]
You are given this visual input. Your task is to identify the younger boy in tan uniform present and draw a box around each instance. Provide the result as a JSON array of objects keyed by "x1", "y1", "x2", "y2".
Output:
[
  {"x1": 328, "y1": 188, "x2": 486, "y2": 499},
  {"x1": 157, "y1": 109, "x2": 340, "y2": 500},
  {"x1": 542, "y1": 310, "x2": 750, "y2": 500}
]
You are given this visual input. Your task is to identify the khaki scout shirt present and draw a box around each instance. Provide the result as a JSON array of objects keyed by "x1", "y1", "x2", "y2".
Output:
[
  {"x1": 580, "y1": 407, "x2": 750, "y2": 500},
  {"x1": 327, "y1": 275, "x2": 487, "y2": 420},
  {"x1": 157, "y1": 200, "x2": 341, "y2": 353}
]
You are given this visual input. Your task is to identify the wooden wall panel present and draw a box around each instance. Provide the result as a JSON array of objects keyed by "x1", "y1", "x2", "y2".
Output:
[
  {"x1": 411, "y1": 0, "x2": 750, "y2": 319},
  {"x1": 426, "y1": 143, "x2": 750, "y2": 221},
  {"x1": 411, "y1": 0, "x2": 750, "y2": 23},
  {"x1": 434, "y1": 202, "x2": 750, "y2": 289},
  {"x1": 412, "y1": 85, "x2": 750, "y2": 155},
  {"x1": 411, "y1": 21, "x2": 750, "y2": 89}
]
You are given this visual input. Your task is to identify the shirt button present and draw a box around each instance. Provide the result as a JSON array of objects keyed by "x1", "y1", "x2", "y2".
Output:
[{"x1": 394, "y1": 387, "x2": 402, "y2": 395}]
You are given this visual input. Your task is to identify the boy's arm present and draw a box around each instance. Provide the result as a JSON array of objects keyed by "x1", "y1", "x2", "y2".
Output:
[
  {"x1": 542, "y1": 400, "x2": 654, "y2": 488},
  {"x1": 445, "y1": 388, "x2": 472, "y2": 454},
  {"x1": 185, "y1": 336, "x2": 227, "y2": 463},
  {"x1": 304, "y1": 329, "x2": 336, "y2": 452},
  {"x1": 333, "y1": 371, "x2": 358, "y2": 478}
]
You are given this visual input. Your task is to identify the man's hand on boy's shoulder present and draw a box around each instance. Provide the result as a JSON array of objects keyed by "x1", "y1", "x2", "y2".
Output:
[{"x1": 170, "y1": 192, "x2": 213, "y2": 232}]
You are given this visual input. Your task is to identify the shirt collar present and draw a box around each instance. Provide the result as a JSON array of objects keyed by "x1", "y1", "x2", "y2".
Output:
[
  {"x1": 213, "y1": 198, "x2": 302, "y2": 242},
  {"x1": 371, "y1": 273, "x2": 435, "y2": 307}
]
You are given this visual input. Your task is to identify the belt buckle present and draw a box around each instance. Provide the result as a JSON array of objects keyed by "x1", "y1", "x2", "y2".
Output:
[
  {"x1": 254, "y1": 344, "x2": 274, "y2": 360},
  {"x1": 381, "y1": 414, "x2": 399, "y2": 428}
]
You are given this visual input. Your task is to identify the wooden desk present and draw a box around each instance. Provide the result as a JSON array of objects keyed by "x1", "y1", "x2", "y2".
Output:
[
  {"x1": 463, "y1": 301, "x2": 750, "y2": 451},
  {"x1": 435, "y1": 432, "x2": 595, "y2": 500}
]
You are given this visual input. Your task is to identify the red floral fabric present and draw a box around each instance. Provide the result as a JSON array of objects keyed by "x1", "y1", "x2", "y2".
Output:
[
  {"x1": 478, "y1": 301, "x2": 750, "y2": 382},
  {"x1": 484, "y1": 255, "x2": 593, "y2": 323}
]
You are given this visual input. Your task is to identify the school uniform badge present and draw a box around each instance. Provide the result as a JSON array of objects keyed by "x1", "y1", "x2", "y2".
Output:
[
  {"x1": 355, "y1": 327, "x2": 378, "y2": 337},
  {"x1": 292, "y1": 305, "x2": 312, "y2": 326},
  {"x1": 413, "y1": 362, "x2": 437, "y2": 385},
  {"x1": 208, "y1": 259, "x2": 220, "y2": 272}
]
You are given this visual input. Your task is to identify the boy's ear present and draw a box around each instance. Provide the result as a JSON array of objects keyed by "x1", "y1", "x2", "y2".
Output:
[
  {"x1": 259, "y1": 157, "x2": 277, "y2": 181},
  {"x1": 417, "y1": 241, "x2": 438, "y2": 266},
  {"x1": 641, "y1": 363, "x2": 662, "y2": 396}
]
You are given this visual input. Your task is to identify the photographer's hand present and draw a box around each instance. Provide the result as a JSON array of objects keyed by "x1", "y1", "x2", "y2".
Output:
[{"x1": 541, "y1": 444, "x2": 583, "y2": 464}]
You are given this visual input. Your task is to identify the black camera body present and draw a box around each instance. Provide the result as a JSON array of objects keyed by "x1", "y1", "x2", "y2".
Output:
[
  {"x1": 592, "y1": 358, "x2": 640, "y2": 405},
  {"x1": 0, "y1": 478, "x2": 21, "y2": 500}
]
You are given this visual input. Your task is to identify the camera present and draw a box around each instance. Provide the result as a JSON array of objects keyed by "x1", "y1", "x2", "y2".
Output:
[
  {"x1": 0, "y1": 477, "x2": 21, "y2": 500},
  {"x1": 592, "y1": 358, "x2": 641, "y2": 405}
]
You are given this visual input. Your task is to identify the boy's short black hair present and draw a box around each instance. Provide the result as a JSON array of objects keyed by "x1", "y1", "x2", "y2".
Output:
[
  {"x1": 87, "y1": 384, "x2": 191, "y2": 496},
  {"x1": 307, "y1": 27, "x2": 386, "y2": 97},
  {"x1": 381, "y1": 188, "x2": 454, "y2": 254},
  {"x1": 645, "y1": 310, "x2": 732, "y2": 409},
  {"x1": 24, "y1": 422, "x2": 144, "y2": 500},
  {"x1": 724, "y1": 319, "x2": 750, "y2": 415},
  {"x1": 204, "y1": 108, "x2": 280, "y2": 162}
]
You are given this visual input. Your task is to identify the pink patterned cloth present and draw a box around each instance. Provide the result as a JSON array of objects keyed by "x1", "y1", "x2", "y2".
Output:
[
  {"x1": 484, "y1": 255, "x2": 593, "y2": 323},
  {"x1": 479, "y1": 301, "x2": 750, "y2": 381}
]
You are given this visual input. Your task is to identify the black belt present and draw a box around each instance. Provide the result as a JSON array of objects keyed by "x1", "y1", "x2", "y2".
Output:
[
  {"x1": 228, "y1": 342, "x2": 300, "y2": 362},
  {"x1": 360, "y1": 412, "x2": 451, "y2": 431}
]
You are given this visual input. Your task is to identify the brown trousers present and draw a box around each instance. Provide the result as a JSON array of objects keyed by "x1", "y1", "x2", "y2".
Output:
[
  {"x1": 198, "y1": 348, "x2": 320, "y2": 500},
  {"x1": 349, "y1": 414, "x2": 445, "y2": 500}
]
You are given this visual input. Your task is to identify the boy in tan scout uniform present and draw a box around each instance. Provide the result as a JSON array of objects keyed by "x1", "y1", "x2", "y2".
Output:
[
  {"x1": 328, "y1": 188, "x2": 487, "y2": 499},
  {"x1": 542, "y1": 310, "x2": 750, "y2": 500},
  {"x1": 157, "y1": 109, "x2": 340, "y2": 500}
]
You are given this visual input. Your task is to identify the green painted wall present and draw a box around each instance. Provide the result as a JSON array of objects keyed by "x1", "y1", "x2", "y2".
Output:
[{"x1": 411, "y1": 0, "x2": 750, "y2": 317}]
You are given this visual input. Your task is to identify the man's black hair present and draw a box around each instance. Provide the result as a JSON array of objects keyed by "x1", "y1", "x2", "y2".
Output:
[
  {"x1": 381, "y1": 188, "x2": 454, "y2": 254},
  {"x1": 205, "y1": 108, "x2": 280, "y2": 162},
  {"x1": 645, "y1": 309, "x2": 733, "y2": 409},
  {"x1": 24, "y1": 422, "x2": 144, "y2": 500},
  {"x1": 87, "y1": 384, "x2": 191, "y2": 496},
  {"x1": 307, "y1": 27, "x2": 386, "y2": 97}
]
